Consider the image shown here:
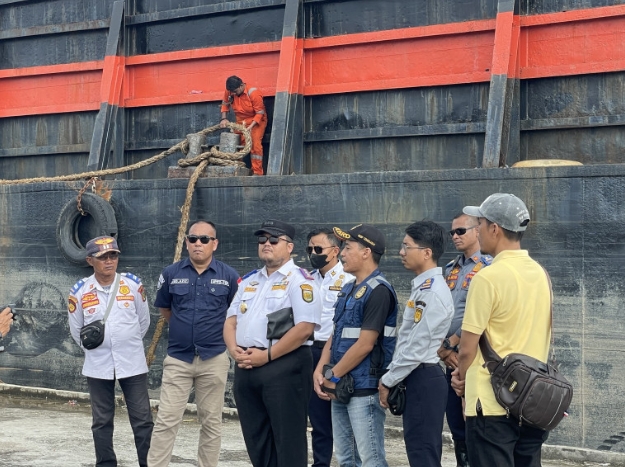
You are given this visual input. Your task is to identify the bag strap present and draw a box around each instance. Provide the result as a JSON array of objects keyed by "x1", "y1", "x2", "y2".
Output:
[
  {"x1": 101, "y1": 273, "x2": 121, "y2": 324},
  {"x1": 478, "y1": 263, "x2": 554, "y2": 373}
]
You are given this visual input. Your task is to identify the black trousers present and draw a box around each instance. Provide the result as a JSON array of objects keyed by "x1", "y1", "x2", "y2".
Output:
[
  {"x1": 466, "y1": 414, "x2": 549, "y2": 467},
  {"x1": 402, "y1": 364, "x2": 447, "y2": 467},
  {"x1": 309, "y1": 343, "x2": 333, "y2": 467},
  {"x1": 445, "y1": 367, "x2": 466, "y2": 442},
  {"x1": 234, "y1": 346, "x2": 313, "y2": 467},
  {"x1": 87, "y1": 373, "x2": 154, "y2": 467}
]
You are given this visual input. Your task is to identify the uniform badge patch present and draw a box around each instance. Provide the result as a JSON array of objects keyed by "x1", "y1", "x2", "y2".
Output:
[
  {"x1": 244, "y1": 286, "x2": 257, "y2": 293},
  {"x1": 68, "y1": 296, "x2": 77, "y2": 313},
  {"x1": 249, "y1": 281, "x2": 259, "y2": 286},
  {"x1": 138, "y1": 285, "x2": 147, "y2": 302},
  {"x1": 419, "y1": 278, "x2": 433, "y2": 290},
  {"x1": 119, "y1": 285, "x2": 130, "y2": 295},
  {"x1": 240, "y1": 302, "x2": 248, "y2": 314},
  {"x1": 354, "y1": 286, "x2": 367, "y2": 299},
  {"x1": 406, "y1": 300, "x2": 415, "y2": 309},
  {"x1": 301, "y1": 284, "x2": 314, "y2": 303},
  {"x1": 448, "y1": 281, "x2": 456, "y2": 290},
  {"x1": 272, "y1": 283, "x2": 287, "y2": 291},
  {"x1": 414, "y1": 307, "x2": 423, "y2": 323}
]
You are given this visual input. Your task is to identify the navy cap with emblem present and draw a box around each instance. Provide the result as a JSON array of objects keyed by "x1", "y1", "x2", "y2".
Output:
[
  {"x1": 254, "y1": 219, "x2": 296, "y2": 240},
  {"x1": 333, "y1": 224, "x2": 385, "y2": 255},
  {"x1": 85, "y1": 236, "x2": 121, "y2": 258}
]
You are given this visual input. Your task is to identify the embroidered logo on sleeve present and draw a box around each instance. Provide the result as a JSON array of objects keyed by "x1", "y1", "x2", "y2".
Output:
[
  {"x1": 301, "y1": 284, "x2": 314, "y2": 303},
  {"x1": 68, "y1": 296, "x2": 78, "y2": 313}
]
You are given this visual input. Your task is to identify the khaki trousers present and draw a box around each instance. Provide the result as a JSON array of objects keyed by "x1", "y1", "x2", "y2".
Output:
[{"x1": 148, "y1": 352, "x2": 230, "y2": 467}]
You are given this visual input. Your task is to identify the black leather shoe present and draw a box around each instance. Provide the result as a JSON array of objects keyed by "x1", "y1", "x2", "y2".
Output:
[{"x1": 454, "y1": 440, "x2": 470, "y2": 467}]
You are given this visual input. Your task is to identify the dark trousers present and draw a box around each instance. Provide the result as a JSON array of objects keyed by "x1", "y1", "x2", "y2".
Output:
[
  {"x1": 403, "y1": 364, "x2": 447, "y2": 467},
  {"x1": 87, "y1": 373, "x2": 154, "y2": 467},
  {"x1": 445, "y1": 367, "x2": 466, "y2": 442},
  {"x1": 309, "y1": 343, "x2": 333, "y2": 467},
  {"x1": 466, "y1": 414, "x2": 549, "y2": 467},
  {"x1": 234, "y1": 346, "x2": 313, "y2": 467}
]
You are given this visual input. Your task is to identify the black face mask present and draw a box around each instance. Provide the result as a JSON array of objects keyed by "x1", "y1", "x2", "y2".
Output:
[{"x1": 309, "y1": 253, "x2": 329, "y2": 270}]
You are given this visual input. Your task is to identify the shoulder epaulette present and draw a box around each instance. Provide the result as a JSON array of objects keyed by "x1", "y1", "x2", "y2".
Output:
[
  {"x1": 242, "y1": 269, "x2": 258, "y2": 281},
  {"x1": 70, "y1": 278, "x2": 87, "y2": 294},
  {"x1": 121, "y1": 272, "x2": 142, "y2": 284},
  {"x1": 299, "y1": 267, "x2": 314, "y2": 280},
  {"x1": 445, "y1": 255, "x2": 462, "y2": 270},
  {"x1": 480, "y1": 255, "x2": 493, "y2": 266},
  {"x1": 419, "y1": 278, "x2": 434, "y2": 290}
]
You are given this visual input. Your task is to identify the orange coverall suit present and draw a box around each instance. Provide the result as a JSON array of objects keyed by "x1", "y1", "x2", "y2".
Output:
[{"x1": 220, "y1": 85, "x2": 267, "y2": 175}]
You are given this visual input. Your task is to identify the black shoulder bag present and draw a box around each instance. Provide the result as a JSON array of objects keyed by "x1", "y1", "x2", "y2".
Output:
[
  {"x1": 479, "y1": 267, "x2": 573, "y2": 431},
  {"x1": 80, "y1": 274, "x2": 120, "y2": 350}
]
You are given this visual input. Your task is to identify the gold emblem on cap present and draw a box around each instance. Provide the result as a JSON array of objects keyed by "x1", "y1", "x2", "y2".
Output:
[
  {"x1": 354, "y1": 286, "x2": 367, "y2": 299},
  {"x1": 94, "y1": 237, "x2": 114, "y2": 245},
  {"x1": 333, "y1": 227, "x2": 351, "y2": 240},
  {"x1": 240, "y1": 303, "x2": 248, "y2": 314}
]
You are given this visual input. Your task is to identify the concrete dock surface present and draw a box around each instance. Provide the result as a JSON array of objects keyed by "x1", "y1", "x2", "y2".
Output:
[{"x1": 0, "y1": 384, "x2": 622, "y2": 467}]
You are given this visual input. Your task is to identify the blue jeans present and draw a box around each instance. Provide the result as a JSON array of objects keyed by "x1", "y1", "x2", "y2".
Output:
[{"x1": 331, "y1": 394, "x2": 388, "y2": 467}]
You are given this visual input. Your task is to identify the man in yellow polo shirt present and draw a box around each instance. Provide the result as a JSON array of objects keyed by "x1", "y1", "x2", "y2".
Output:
[{"x1": 451, "y1": 193, "x2": 551, "y2": 466}]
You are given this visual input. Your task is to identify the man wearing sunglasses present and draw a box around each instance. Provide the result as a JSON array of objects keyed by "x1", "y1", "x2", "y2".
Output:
[
  {"x1": 438, "y1": 213, "x2": 491, "y2": 467},
  {"x1": 306, "y1": 228, "x2": 354, "y2": 467},
  {"x1": 149, "y1": 221, "x2": 240, "y2": 467},
  {"x1": 313, "y1": 224, "x2": 397, "y2": 467},
  {"x1": 451, "y1": 194, "x2": 550, "y2": 467},
  {"x1": 67, "y1": 236, "x2": 153, "y2": 467},
  {"x1": 224, "y1": 219, "x2": 321, "y2": 467}
]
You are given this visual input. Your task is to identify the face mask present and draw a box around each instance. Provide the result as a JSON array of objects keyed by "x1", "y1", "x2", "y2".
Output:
[{"x1": 309, "y1": 253, "x2": 329, "y2": 270}]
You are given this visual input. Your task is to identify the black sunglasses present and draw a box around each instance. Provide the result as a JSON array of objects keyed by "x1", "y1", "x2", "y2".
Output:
[
  {"x1": 258, "y1": 236, "x2": 290, "y2": 245},
  {"x1": 306, "y1": 245, "x2": 334, "y2": 255},
  {"x1": 449, "y1": 226, "x2": 477, "y2": 237},
  {"x1": 186, "y1": 235, "x2": 216, "y2": 244},
  {"x1": 93, "y1": 252, "x2": 119, "y2": 261}
]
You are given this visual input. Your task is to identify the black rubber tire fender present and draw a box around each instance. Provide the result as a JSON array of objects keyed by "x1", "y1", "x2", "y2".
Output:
[{"x1": 56, "y1": 193, "x2": 118, "y2": 266}]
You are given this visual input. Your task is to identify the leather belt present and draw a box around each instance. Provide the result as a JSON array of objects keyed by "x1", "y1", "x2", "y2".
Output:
[
  {"x1": 417, "y1": 363, "x2": 439, "y2": 369},
  {"x1": 240, "y1": 346, "x2": 267, "y2": 351}
]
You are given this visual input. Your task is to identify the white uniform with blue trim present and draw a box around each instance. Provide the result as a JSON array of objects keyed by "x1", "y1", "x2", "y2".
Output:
[
  {"x1": 311, "y1": 261, "x2": 354, "y2": 342},
  {"x1": 227, "y1": 259, "x2": 322, "y2": 347},
  {"x1": 67, "y1": 272, "x2": 150, "y2": 379}
]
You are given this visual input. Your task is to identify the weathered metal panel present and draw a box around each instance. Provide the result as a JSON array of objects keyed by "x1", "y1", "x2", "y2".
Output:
[
  {"x1": 128, "y1": 6, "x2": 284, "y2": 55},
  {"x1": 305, "y1": 0, "x2": 498, "y2": 37},
  {"x1": 526, "y1": 0, "x2": 625, "y2": 14}
]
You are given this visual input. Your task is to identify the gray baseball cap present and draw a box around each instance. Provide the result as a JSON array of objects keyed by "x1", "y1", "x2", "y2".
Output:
[{"x1": 463, "y1": 193, "x2": 530, "y2": 232}]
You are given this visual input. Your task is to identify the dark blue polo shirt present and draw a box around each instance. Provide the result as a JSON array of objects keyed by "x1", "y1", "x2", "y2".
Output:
[{"x1": 154, "y1": 257, "x2": 239, "y2": 363}]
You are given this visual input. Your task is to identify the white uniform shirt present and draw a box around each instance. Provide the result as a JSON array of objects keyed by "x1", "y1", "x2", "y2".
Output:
[
  {"x1": 227, "y1": 259, "x2": 322, "y2": 348},
  {"x1": 381, "y1": 267, "x2": 454, "y2": 387},
  {"x1": 68, "y1": 273, "x2": 150, "y2": 379},
  {"x1": 311, "y1": 261, "x2": 354, "y2": 342}
]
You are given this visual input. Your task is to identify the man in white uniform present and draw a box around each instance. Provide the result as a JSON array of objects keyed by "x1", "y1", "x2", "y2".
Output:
[
  {"x1": 306, "y1": 227, "x2": 354, "y2": 467},
  {"x1": 224, "y1": 219, "x2": 321, "y2": 467},
  {"x1": 68, "y1": 236, "x2": 152, "y2": 467}
]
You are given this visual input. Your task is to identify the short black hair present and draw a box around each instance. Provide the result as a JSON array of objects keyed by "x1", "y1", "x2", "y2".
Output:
[
  {"x1": 404, "y1": 220, "x2": 446, "y2": 261},
  {"x1": 307, "y1": 227, "x2": 341, "y2": 247},
  {"x1": 189, "y1": 220, "x2": 217, "y2": 236},
  {"x1": 483, "y1": 218, "x2": 524, "y2": 242},
  {"x1": 353, "y1": 241, "x2": 382, "y2": 265},
  {"x1": 226, "y1": 76, "x2": 243, "y2": 92}
]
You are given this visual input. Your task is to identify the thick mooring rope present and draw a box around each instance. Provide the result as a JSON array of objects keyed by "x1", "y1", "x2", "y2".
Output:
[
  {"x1": 0, "y1": 123, "x2": 251, "y2": 186},
  {"x1": 0, "y1": 123, "x2": 252, "y2": 367}
]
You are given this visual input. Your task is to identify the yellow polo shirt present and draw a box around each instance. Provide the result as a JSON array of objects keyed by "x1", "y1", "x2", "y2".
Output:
[{"x1": 462, "y1": 249, "x2": 551, "y2": 416}]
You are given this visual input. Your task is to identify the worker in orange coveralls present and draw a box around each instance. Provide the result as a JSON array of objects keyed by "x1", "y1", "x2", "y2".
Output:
[{"x1": 220, "y1": 75, "x2": 267, "y2": 175}]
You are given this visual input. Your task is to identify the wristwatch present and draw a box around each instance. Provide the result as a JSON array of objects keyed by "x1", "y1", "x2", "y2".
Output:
[
  {"x1": 324, "y1": 368, "x2": 341, "y2": 383},
  {"x1": 443, "y1": 338, "x2": 459, "y2": 353}
]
